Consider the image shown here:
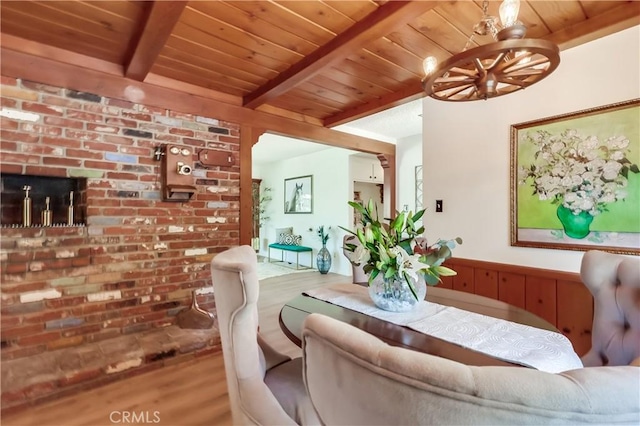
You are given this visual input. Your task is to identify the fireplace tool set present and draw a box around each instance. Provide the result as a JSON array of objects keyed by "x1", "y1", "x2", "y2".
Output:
[{"x1": 16, "y1": 186, "x2": 79, "y2": 227}]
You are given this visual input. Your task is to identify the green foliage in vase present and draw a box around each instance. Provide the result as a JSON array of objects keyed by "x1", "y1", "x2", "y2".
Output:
[
  {"x1": 316, "y1": 225, "x2": 330, "y2": 245},
  {"x1": 341, "y1": 199, "x2": 462, "y2": 301}
]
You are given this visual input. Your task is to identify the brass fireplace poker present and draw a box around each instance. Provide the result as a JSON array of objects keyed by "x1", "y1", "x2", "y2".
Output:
[
  {"x1": 67, "y1": 191, "x2": 74, "y2": 225},
  {"x1": 42, "y1": 196, "x2": 52, "y2": 226},
  {"x1": 22, "y1": 185, "x2": 32, "y2": 226}
]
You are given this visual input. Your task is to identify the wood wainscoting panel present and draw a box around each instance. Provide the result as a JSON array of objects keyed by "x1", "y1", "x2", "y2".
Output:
[
  {"x1": 525, "y1": 276, "x2": 557, "y2": 326},
  {"x1": 474, "y1": 268, "x2": 498, "y2": 299},
  {"x1": 445, "y1": 257, "x2": 593, "y2": 356},
  {"x1": 439, "y1": 275, "x2": 454, "y2": 289},
  {"x1": 557, "y1": 279, "x2": 594, "y2": 357},
  {"x1": 498, "y1": 272, "x2": 526, "y2": 310},
  {"x1": 452, "y1": 265, "x2": 474, "y2": 294}
]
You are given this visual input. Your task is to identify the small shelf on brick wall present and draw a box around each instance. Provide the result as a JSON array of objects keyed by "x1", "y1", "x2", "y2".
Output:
[{"x1": 1, "y1": 174, "x2": 87, "y2": 227}]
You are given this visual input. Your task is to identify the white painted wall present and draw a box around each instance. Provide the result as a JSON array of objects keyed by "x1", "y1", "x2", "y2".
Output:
[
  {"x1": 396, "y1": 134, "x2": 423, "y2": 213},
  {"x1": 422, "y1": 26, "x2": 640, "y2": 273},
  {"x1": 253, "y1": 146, "x2": 356, "y2": 276},
  {"x1": 353, "y1": 181, "x2": 383, "y2": 214}
]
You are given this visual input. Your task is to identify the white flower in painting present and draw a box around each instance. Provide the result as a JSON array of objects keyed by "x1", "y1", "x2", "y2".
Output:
[
  {"x1": 602, "y1": 161, "x2": 623, "y2": 180},
  {"x1": 600, "y1": 191, "x2": 616, "y2": 204},
  {"x1": 520, "y1": 128, "x2": 638, "y2": 215},
  {"x1": 587, "y1": 158, "x2": 606, "y2": 171},
  {"x1": 560, "y1": 176, "x2": 574, "y2": 187},
  {"x1": 541, "y1": 151, "x2": 554, "y2": 162},
  {"x1": 581, "y1": 135, "x2": 599, "y2": 151},
  {"x1": 610, "y1": 150, "x2": 625, "y2": 161},
  {"x1": 615, "y1": 187, "x2": 628, "y2": 201},
  {"x1": 571, "y1": 175, "x2": 584, "y2": 186},
  {"x1": 517, "y1": 167, "x2": 530, "y2": 184},
  {"x1": 607, "y1": 135, "x2": 630, "y2": 150},
  {"x1": 551, "y1": 165, "x2": 566, "y2": 177},
  {"x1": 550, "y1": 141, "x2": 565, "y2": 153},
  {"x1": 563, "y1": 192, "x2": 579, "y2": 204}
]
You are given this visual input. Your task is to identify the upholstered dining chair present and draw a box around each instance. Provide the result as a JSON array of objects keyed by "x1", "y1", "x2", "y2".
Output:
[
  {"x1": 301, "y1": 313, "x2": 640, "y2": 425},
  {"x1": 342, "y1": 234, "x2": 368, "y2": 286},
  {"x1": 210, "y1": 245, "x2": 319, "y2": 425},
  {"x1": 580, "y1": 250, "x2": 640, "y2": 367}
]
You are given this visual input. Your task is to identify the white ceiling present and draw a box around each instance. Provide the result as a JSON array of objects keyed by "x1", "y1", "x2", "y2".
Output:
[{"x1": 253, "y1": 99, "x2": 423, "y2": 164}]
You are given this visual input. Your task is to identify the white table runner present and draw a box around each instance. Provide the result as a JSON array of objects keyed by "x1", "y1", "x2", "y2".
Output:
[{"x1": 304, "y1": 284, "x2": 583, "y2": 373}]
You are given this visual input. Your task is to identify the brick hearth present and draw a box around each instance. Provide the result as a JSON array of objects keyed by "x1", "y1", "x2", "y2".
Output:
[{"x1": 1, "y1": 325, "x2": 220, "y2": 413}]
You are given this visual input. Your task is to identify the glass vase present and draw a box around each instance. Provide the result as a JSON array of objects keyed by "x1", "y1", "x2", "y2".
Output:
[
  {"x1": 368, "y1": 272, "x2": 427, "y2": 312},
  {"x1": 556, "y1": 205, "x2": 594, "y2": 239},
  {"x1": 316, "y1": 244, "x2": 332, "y2": 274}
]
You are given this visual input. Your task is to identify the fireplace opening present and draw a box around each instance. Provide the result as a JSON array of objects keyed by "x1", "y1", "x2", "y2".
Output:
[{"x1": 1, "y1": 174, "x2": 87, "y2": 227}]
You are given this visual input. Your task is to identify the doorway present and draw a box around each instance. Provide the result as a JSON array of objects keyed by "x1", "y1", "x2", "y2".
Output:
[{"x1": 353, "y1": 181, "x2": 384, "y2": 224}]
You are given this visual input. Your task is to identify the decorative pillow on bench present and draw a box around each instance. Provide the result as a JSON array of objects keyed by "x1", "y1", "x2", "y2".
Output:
[
  {"x1": 275, "y1": 226, "x2": 301, "y2": 245},
  {"x1": 279, "y1": 233, "x2": 302, "y2": 245},
  {"x1": 275, "y1": 227, "x2": 293, "y2": 240}
]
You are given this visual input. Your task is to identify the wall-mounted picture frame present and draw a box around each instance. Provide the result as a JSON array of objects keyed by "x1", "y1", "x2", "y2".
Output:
[
  {"x1": 510, "y1": 98, "x2": 639, "y2": 255},
  {"x1": 415, "y1": 165, "x2": 423, "y2": 211},
  {"x1": 284, "y1": 175, "x2": 313, "y2": 214}
]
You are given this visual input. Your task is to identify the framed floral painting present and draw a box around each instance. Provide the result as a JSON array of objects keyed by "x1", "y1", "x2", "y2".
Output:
[{"x1": 510, "y1": 99, "x2": 640, "y2": 255}]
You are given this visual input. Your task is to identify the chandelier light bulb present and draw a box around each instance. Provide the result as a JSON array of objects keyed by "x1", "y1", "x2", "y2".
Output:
[
  {"x1": 423, "y1": 56, "x2": 438, "y2": 75},
  {"x1": 499, "y1": 0, "x2": 520, "y2": 28},
  {"x1": 515, "y1": 50, "x2": 531, "y2": 64}
]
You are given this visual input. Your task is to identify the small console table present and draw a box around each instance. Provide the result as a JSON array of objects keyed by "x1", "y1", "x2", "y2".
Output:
[{"x1": 268, "y1": 243, "x2": 313, "y2": 270}]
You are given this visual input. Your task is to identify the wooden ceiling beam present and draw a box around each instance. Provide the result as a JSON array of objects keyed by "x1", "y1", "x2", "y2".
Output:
[
  {"x1": 242, "y1": 1, "x2": 439, "y2": 109},
  {"x1": 541, "y1": 2, "x2": 640, "y2": 51},
  {"x1": 125, "y1": 1, "x2": 188, "y2": 81},
  {"x1": 144, "y1": 73, "x2": 242, "y2": 106},
  {"x1": 0, "y1": 34, "x2": 242, "y2": 107},
  {"x1": 0, "y1": 48, "x2": 394, "y2": 156}
]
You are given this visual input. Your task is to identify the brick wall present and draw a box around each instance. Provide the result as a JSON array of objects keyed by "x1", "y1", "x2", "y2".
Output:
[{"x1": 0, "y1": 76, "x2": 239, "y2": 408}]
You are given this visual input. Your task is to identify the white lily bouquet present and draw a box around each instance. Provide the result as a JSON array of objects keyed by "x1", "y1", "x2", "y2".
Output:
[{"x1": 342, "y1": 200, "x2": 462, "y2": 301}]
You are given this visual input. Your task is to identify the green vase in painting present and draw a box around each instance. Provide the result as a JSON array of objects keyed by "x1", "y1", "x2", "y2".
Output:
[{"x1": 556, "y1": 205, "x2": 594, "y2": 239}]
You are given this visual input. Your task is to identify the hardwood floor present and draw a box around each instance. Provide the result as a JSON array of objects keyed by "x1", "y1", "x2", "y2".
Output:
[{"x1": 1, "y1": 271, "x2": 348, "y2": 426}]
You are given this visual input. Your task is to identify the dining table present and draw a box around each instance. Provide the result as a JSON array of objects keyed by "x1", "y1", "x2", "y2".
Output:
[{"x1": 279, "y1": 283, "x2": 578, "y2": 370}]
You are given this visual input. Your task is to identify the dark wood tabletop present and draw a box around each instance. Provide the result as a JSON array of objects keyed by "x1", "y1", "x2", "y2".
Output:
[{"x1": 279, "y1": 285, "x2": 559, "y2": 368}]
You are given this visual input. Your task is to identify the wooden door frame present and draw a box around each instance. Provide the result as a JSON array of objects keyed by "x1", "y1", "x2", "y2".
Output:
[{"x1": 240, "y1": 131, "x2": 396, "y2": 246}]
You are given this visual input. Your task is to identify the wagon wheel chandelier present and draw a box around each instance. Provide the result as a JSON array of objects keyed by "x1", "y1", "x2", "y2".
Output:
[{"x1": 422, "y1": 0, "x2": 560, "y2": 101}]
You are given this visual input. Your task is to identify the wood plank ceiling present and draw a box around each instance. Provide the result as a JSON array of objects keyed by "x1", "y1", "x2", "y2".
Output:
[{"x1": 1, "y1": 1, "x2": 638, "y2": 129}]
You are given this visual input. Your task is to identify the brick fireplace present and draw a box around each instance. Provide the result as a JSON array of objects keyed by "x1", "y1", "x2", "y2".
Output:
[{"x1": 0, "y1": 76, "x2": 239, "y2": 411}]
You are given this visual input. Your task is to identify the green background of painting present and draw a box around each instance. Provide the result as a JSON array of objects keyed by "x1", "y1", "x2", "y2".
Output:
[{"x1": 517, "y1": 105, "x2": 640, "y2": 232}]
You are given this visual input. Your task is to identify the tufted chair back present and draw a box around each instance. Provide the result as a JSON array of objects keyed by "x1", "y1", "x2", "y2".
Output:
[
  {"x1": 302, "y1": 313, "x2": 640, "y2": 425},
  {"x1": 342, "y1": 234, "x2": 368, "y2": 286},
  {"x1": 211, "y1": 245, "x2": 319, "y2": 425},
  {"x1": 580, "y1": 250, "x2": 640, "y2": 367}
]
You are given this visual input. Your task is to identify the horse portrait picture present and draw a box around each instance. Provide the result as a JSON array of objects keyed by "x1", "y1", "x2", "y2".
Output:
[{"x1": 284, "y1": 175, "x2": 313, "y2": 214}]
